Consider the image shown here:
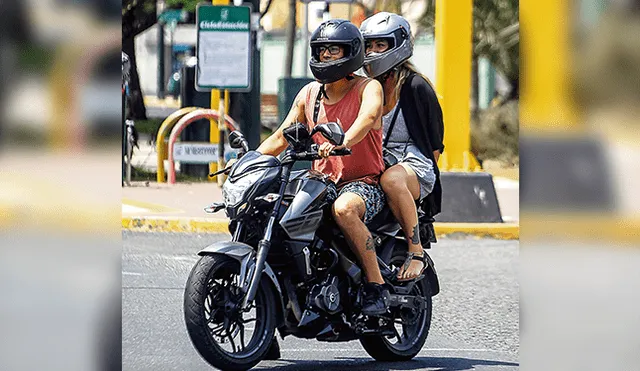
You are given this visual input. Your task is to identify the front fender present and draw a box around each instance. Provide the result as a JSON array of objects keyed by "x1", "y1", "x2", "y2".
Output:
[{"x1": 198, "y1": 241, "x2": 286, "y2": 326}]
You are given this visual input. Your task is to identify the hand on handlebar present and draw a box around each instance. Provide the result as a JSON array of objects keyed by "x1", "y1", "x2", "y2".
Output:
[
  {"x1": 318, "y1": 142, "x2": 336, "y2": 158},
  {"x1": 318, "y1": 143, "x2": 351, "y2": 158}
]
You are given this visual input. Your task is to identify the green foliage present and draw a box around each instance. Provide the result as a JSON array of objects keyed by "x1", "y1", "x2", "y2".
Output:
[
  {"x1": 134, "y1": 119, "x2": 164, "y2": 136},
  {"x1": 472, "y1": 0, "x2": 519, "y2": 82},
  {"x1": 470, "y1": 100, "x2": 519, "y2": 165},
  {"x1": 415, "y1": 0, "x2": 519, "y2": 83},
  {"x1": 165, "y1": 0, "x2": 202, "y2": 12}
]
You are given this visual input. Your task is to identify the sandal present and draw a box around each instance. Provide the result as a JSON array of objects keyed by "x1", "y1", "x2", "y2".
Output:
[{"x1": 396, "y1": 251, "x2": 427, "y2": 282}]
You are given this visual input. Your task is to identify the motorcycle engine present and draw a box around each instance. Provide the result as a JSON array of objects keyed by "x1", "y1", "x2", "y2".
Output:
[{"x1": 308, "y1": 276, "x2": 341, "y2": 314}]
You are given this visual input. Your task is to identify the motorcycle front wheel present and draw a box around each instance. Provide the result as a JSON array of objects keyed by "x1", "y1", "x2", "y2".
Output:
[{"x1": 184, "y1": 255, "x2": 277, "y2": 371}]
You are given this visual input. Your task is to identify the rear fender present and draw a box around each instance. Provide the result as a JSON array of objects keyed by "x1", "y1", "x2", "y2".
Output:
[
  {"x1": 423, "y1": 252, "x2": 440, "y2": 296},
  {"x1": 198, "y1": 241, "x2": 286, "y2": 326}
]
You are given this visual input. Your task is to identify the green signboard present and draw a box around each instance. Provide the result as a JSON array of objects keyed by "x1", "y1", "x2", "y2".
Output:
[{"x1": 195, "y1": 5, "x2": 253, "y2": 92}]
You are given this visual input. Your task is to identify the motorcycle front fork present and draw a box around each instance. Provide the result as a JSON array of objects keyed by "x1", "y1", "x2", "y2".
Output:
[{"x1": 241, "y1": 162, "x2": 293, "y2": 308}]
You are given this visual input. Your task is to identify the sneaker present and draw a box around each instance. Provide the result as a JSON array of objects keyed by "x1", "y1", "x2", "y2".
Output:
[{"x1": 361, "y1": 282, "x2": 390, "y2": 316}]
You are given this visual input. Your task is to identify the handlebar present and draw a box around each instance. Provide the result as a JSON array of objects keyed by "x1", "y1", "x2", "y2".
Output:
[
  {"x1": 210, "y1": 145, "x2": 353, "y2": 177},
  {"x1": 331, "y1": 148, "x2": 352, "y2": 156},
  {"x1": 291, "y1": 145, "x2": 352, "y2": 161}
]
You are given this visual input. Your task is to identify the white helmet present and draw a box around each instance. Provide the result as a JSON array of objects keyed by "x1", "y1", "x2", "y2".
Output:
[{"x1": 360, "y1": 12, "x2": 413, "y2": 78}]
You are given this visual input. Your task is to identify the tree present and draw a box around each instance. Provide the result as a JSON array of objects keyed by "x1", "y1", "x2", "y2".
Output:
[
  {"x1": 122, "y1": 0, "x2": 158, "y2": 120},
  {"x1": 366, "y1": 0, "x2": 519, "y2": 101},
  {"x1": 417, "y1": 0, "x2": 519, "y2": 98}
]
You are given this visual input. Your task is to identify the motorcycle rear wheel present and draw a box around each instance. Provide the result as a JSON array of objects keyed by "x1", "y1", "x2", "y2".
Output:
[{"x1": 359, "y1": 250, "x2": 433, "y2": 361}]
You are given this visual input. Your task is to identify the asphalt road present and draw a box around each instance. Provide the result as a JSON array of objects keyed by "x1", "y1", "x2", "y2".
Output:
[{"x1": 122, "y1": 232, "x2": 519, "y2": 371}]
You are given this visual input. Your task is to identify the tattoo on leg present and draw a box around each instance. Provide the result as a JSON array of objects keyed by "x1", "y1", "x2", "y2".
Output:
[
  {"x1": 410, "y1": 224, "x2": 420, "y2": 245},
  {"x1": 365, "y1": 235, "x2": 375, "y2": 251}
]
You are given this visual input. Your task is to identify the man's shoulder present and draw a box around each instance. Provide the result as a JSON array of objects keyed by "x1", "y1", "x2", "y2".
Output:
[
  {"x1": 296, "y1": 81, "x2": 321, "y2": 105},
  {"x1": 356, "y1": 77, "x2": 381, "y2": 95}
]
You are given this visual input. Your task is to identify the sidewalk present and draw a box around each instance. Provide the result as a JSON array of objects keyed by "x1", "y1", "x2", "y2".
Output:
[
  {"x1": 122, "y1": 177, "x2": 520, "y2": 239},
  {"x1": 124, "y1": 130, "x2": 519, "y2": 239}
]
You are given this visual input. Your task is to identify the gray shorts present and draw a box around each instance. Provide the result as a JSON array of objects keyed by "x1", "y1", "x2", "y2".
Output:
[
  {"x1": 338, "y1": 181, "x2": 386, "y2": 224},
  {"x1": 386, "y1": 143, "x2": 436, "y2": 200}
]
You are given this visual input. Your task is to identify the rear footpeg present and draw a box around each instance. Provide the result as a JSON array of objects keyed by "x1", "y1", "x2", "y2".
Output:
[{"x1": 388, "y1": 294, "x2": 427, "y2": 310}]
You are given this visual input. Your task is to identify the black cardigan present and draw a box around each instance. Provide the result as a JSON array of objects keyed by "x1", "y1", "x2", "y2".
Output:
[{"x1": 397, "y1": 73, "x2": 445, "y2": 216}]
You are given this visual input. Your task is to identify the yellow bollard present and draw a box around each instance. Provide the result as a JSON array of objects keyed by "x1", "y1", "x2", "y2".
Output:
[
  {"x1": 520, "y1": 0, "x2": 581, "y2": 132},
  {"x1": 156, "y1": 107, "x2": 199, "y2": 182}
]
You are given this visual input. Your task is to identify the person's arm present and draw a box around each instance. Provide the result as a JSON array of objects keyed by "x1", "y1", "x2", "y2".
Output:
[
  {"x1": 256, "y1": 87, "x2": 308, "y2": 156},
  {"x1": 318, "y1": 79, "x2": 383, "y2": 158},
  {"x1": 343, "y1": 79, "x2": 383, "y2": 148}
]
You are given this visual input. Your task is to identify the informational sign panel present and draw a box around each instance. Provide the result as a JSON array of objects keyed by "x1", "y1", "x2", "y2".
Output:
[
  {"x1": 196, "y1": 5, "x2": 252, "y2": 91},
  {"x1": 174, "y1": 142, "x2": 239, "y2": 163}
]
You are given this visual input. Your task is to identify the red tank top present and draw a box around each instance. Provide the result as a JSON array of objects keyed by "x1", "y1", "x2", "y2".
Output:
[{"x1": 303, "y1": 79, "x2": 384, "y2": 186}]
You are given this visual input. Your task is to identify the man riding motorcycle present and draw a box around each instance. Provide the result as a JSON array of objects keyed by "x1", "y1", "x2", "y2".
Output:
[{"x1": 257, "y1": 19, "x2": 391, "y2": 316}]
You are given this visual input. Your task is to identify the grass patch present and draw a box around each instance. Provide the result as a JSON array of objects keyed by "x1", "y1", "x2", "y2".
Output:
[
  {"x1": 129, "y1": 166, "x2": 212, "y2": 183},
  {"x1": 133, "y1": 118, "x2": 164, "y2": 136}
]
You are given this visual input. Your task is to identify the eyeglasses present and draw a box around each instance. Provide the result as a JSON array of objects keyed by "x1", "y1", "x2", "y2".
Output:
[{"x1": 318, "y1": 45, "x2": 342, "y2": 55}]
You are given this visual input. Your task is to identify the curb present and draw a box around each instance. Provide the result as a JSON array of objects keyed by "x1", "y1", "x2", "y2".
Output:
[
  {"x1": 434, "y1": 223, "x2": 519, "y2": 240},
  {"x1": 122, "y1": 216, "x2": 519, "y2": 240}
]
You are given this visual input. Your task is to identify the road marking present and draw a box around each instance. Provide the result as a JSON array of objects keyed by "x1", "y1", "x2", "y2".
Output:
[
  {"x1": 122, "y1": 272, "x2": 142, "y2": 276},
  {"x1": 122, "y1": 204, "x2": 148, "y2": 214},
  {"x1": 280, "y1": 347, "x2": 503, "y2": 353},
  {"x1": 122, "y1": 198, "x2": 183, "y2": 214}
]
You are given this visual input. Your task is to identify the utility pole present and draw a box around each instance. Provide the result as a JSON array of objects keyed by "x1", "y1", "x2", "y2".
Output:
[
  {"x1": 157, "y1": 0, "x2": 166, "y2": 99},
  {"x1": 231, "y1": 0, "x2": 261, "y2": 149},
  {"x1": 248, "y1": 0, "x2": 261, "y2": 149}
]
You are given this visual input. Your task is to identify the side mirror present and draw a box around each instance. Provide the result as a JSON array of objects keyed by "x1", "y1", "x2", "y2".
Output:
[
  {"x1": 312, "y1": 122, "x2": 345, "y2": 146},
  {"x1": 229, "y1": 131, "x2": 248, "y2": 151},
  {"x1": 283, "y1": 122, "x2": 312, "y2": 149}
]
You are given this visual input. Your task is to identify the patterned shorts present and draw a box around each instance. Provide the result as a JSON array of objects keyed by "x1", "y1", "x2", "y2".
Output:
[{"x1": 338, "y1": 181, "x2": 386, "y2": 224}]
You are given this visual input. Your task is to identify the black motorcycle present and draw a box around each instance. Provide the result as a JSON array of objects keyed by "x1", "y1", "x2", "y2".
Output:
[{"x1": 183, "y1": 122, "x2": 440, "y2": 371}]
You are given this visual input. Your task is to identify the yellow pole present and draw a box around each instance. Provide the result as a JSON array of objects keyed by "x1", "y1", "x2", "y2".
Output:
[
  {"x1": 435, "y1": 0, "x2": 481, "y2": 172},
  {"x1": 209, "y1": 89, "x2": 222, "y2": 181},
  {"x1": 520, "y1": 0, "x2": 580, "y2": 132},
  {"x1": 217, "y1": 90, "x2": 227, "y2": 186}
]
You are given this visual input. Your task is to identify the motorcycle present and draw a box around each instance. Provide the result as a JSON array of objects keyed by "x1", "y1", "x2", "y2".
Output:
[{"x1": 183, "y1": 122, "x2": 440, "y2": 371}]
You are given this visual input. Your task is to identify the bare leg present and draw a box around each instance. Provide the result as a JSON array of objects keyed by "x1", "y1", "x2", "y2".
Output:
[
  {"x1": 381, "y1": 164, "x2": 424, "y2": 280},
  {"x1": 332, "y1": 193, "x2": 384, "y2": 284}
]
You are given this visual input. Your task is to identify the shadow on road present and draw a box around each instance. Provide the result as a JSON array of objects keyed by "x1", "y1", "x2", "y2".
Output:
[{"x1": 256, "y1": 356, "x2": 519, "y2": 371}]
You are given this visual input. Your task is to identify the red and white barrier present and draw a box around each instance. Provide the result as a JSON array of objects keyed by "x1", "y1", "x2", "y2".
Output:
[{"x1": 167, "y1": 109, "x2": 239, "y2": 184}]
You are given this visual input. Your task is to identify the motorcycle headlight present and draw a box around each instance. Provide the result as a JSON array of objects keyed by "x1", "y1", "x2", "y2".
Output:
[{"x1": 222, "y1": 169, "x2": 267, "y2": 207}]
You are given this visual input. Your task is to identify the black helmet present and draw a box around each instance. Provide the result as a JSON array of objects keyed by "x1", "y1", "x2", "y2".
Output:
[{"x1": 309, "y1": 19, "x2": 364, "y2": 84}]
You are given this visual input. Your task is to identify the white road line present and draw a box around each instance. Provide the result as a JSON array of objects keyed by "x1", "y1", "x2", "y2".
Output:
[
  {"x1": 280, "y1": 348, "x2": 502, "y2": 353},
  {"x1": 122, "y1": 272, "x2": 142, "y2": 276}
]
